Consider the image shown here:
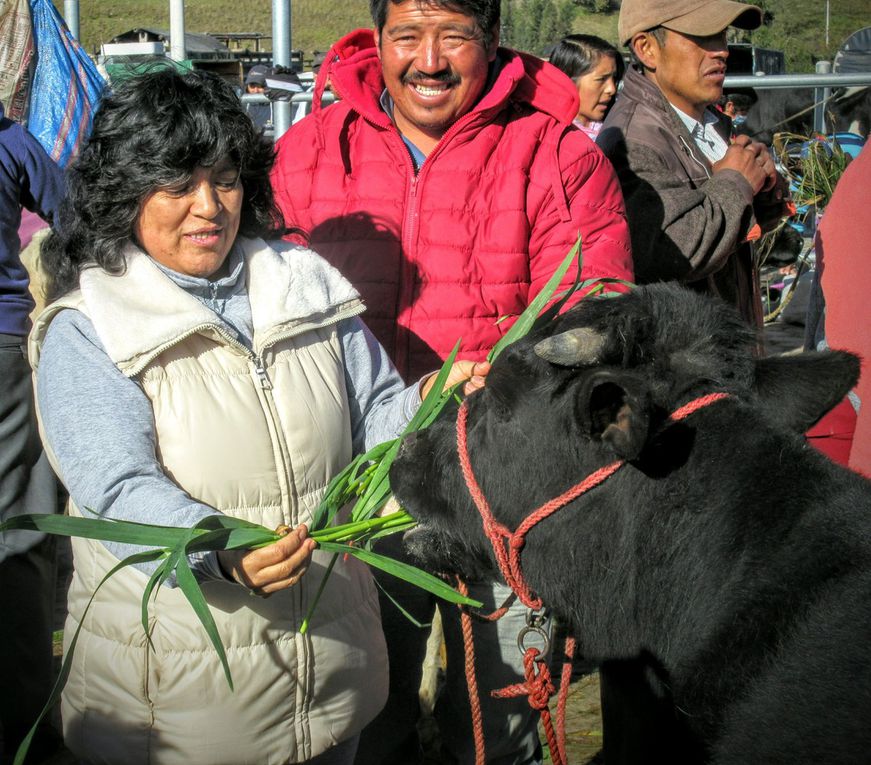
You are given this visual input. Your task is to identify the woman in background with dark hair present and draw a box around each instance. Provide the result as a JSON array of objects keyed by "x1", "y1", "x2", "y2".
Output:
[
  {"x1": 33, "y1": 67, "x2": 485, "y2": 765},
  {"x1": 550, "y1": 34, "x2": 624, "y2": 140}
]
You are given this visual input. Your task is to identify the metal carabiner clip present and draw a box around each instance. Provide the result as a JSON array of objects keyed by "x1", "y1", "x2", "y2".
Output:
[{"x1": 516, "y1": 608, "x2": 550, "y2": 657}]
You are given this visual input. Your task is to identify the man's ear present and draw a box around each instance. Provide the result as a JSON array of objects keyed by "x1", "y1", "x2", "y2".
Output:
[
  {"x1": 374, "y1": 27, "x2": 382, "y2": 59},
  {"x1": 630, "y1": 32, "x2": 659, "y2": 71},
  {"x1": 579, "y1": 371, "x2": 652, "y2": 460}
]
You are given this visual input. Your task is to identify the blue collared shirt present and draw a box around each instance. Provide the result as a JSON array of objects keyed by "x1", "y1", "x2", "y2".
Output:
[{"x1": 379, "y1": 89, "x2": 427, "y2": 172}]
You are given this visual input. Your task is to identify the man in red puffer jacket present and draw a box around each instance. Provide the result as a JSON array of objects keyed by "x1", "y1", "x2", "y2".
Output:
[
  {"x1": 271, "y1": 3, "x2": 633, "y2": 763},
  {"x1": 272, "y1": 7, "x2": 632, "y2": 383}
]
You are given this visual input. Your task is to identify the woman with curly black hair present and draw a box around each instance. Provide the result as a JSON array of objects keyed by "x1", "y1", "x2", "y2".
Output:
[
  {"x1": 41, "y1": 66, "x2": 281, "y2": 302},
  {"x1": 32, "y1": 67, "x2": 485, "y2": 765}
]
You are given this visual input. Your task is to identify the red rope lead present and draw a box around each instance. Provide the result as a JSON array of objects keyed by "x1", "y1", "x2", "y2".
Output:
[
  {"x1": 457, "y1": 578, "x2": 487, "y2": 765},
  {"x1": 458, "y1": 402, "x2": 625, "y2": 610},
  {"x1": 556, "y1": 636, "x2": 577, "y2": 763},
  {"x1": 669, "y1": 392, "x2": 731, "y2": 422},
  {"x1": 492, "y1": 647, "x2": 561, "y2": 761}
]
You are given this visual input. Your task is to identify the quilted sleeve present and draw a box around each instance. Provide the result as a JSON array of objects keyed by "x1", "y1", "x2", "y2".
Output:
[{"x1": 527, "y1": 128, "x2": 634, "y2": 302}]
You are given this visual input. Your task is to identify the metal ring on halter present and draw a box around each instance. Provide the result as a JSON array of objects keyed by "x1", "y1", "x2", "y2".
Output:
[{"x1": 517, "y1": 609, "x2": 550, "y2": 656}]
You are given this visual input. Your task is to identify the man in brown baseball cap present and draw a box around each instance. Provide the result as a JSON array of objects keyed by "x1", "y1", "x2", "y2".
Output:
[
  {"x1": 618, "y1": 0, "x2": 762, "y2": 47},
  {"x1": 598, "y1": 0, "x2": 790, "y2": 340},
  {"x1": 597, "y1": 2, "x2": 792, "y2": 761}
]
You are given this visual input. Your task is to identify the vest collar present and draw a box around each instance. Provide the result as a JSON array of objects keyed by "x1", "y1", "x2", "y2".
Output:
[{"x1": 38, "y1": 238, "x2": 363, "y2": 375}]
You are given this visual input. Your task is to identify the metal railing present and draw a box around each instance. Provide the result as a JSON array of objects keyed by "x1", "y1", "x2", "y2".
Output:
[
  {"x1": 240, "y1": 91, "x2": 336, "y2": 140},
  {"x1": 723, "y1": 72, "x2": 871, "y2": 89},
  {"x1": 243, "y1": 70, "x2": 871, "y2": 141},
  {"x1": 724, "y1": 69, "x2": 871, "y2": 134}
]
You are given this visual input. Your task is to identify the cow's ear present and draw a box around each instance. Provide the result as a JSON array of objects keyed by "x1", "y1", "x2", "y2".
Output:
[
  {"x1": 579, "y1": 371, "x2": 652, "y2": 460},
  {"x1": 753, "y1": 350, "x2": 860, "y2": 432}
]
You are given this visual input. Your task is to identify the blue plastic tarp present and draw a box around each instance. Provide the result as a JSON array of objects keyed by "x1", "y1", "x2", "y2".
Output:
[{"x1": 27, "y1": 0, "x2": 104, "y2": 167}]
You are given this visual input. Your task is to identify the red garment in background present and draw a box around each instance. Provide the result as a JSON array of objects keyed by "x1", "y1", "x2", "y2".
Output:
[
  {"x1": 18, "y1": 209, "x2": 48, "y2": 250},
  {"x1": 812, "y1": 147, "x2": 871, "y2": 477},
  {"x1": 806, "y1": 397, "x2": 858, "y2": 467}
]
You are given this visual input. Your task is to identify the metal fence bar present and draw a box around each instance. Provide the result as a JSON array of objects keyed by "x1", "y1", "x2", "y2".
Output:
[
  {"x1": 169, "y1": 0, "x2": 186, "y2": 62},
  {"x1": 242, "y1": 73, "x2": 868, "y2": 139},
  {"x1": 723, "y1": 72, "x2": 871, "y2": 89},
  {"x1": 271, "y1": 0, "x2": 292, "y2": 139},
  {"x1": 240, "y1": 92, "x2": 335, "y2": 106},
  {"x1": 813, "y1": 62, "x2": 833, "y2": 134},
  {"x1": 241, "y1": 91, "x2": 336, "y2": 142},
  {"x1": 63, "y1": 0, "x2": 79, "y2": 40}
]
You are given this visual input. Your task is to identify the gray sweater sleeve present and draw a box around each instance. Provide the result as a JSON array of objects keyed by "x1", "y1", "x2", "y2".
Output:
[
  {"x1": 342, "y1": 316, "x2": 421, "y2": 453},
  {"x1": 37, "y1": 310, "x2": 419, "y2": 584}
]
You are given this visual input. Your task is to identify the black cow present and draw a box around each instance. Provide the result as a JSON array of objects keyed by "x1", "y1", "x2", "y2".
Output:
[
  {"x1": 391, "y1": 284, "x2": 871, "y2": 764},
  {"x1": 739, "y1": 85, "x2": 871, "y2": 145}
]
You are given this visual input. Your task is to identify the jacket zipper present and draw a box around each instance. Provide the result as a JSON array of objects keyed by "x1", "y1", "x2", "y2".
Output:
[
  {"x1": 391, "y1": 111, "x2": 483, "y2": 377},
  {"x1": 678, "y1": 135, "x2": 712, "y2": 180},
  {"x1": 396, "y1": 170, "x2": 419, "y2": 376},
  {"x1": 252, "y1": 356, "x2": 273, "y2": 389},
  {"x1": 343, "y1": 85, "x2": 496, "y2": 376},
  {"x1": 247, "y1": 306, "x2": 363, "y2": 526}
]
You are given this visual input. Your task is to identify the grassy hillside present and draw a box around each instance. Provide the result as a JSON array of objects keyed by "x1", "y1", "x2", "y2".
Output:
[
  {"x1": 566, "y1": 0, "x2": 869, "y2": 72},
  {"x1": 57, "y1": 0, "x2": 868, "y2": 73},
  {"x1": 749, "y1": 0, "x2": 869, "y2": 71}
]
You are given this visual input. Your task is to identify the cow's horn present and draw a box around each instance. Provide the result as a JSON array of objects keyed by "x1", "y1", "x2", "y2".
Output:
[{"x1": 534, "y1": 328, "x2": 607, "y2": 366}]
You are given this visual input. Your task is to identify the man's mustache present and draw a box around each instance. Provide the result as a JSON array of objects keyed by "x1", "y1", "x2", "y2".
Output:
[{"x1": 401, "y1": 70, "x2": 461, "y2": 87}]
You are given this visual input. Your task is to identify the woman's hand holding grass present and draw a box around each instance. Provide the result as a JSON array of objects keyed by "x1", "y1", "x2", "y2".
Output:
[
  {"x1": 218, "y1": 523, "x2": 316, "y2": 597},
  {"x1": 421, "y1": 360, "x2": 491, "y2": 400}
]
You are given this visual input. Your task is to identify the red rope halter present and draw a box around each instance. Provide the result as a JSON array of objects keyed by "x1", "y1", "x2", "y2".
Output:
[{"x1": 454, "y1": 391, "x2": 731, "y2": 765}]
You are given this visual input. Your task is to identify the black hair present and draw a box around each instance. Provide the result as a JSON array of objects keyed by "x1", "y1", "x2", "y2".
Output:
[
  {"x1": 369, "y1": 0, "x2": 500, "y2": 47},
  {"x1": 549, "y1": 34, "x2": 624, "y2": 82},
  {"x1": 42, "y1": 65, "x2": 284, "y2": 301},
  {"x1": 725, "y1": 93, "x2": 753, "y2": 111}
]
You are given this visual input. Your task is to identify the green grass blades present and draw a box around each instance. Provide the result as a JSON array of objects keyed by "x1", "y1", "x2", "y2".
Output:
[
  {"x1": 0, "y1": 511, "x2": 280, "y2": 551},
  {"x1": 488, "y1": 238, "x2": 582, "y2": 363},
  {"x1": 299, "y1": 513, "x2": 418, "y2": 634},
  {"x1": 0, "y1": 512, "x2": 193, "y2": 546},
  {"x1": 12, "y1": 548, "x2": 166, "y2": 765},
  {"x1": 310, "y1": 512, "x2": 416, "y2": 544},
  {"x1": 403, "y1": 340, "x2": 461, "y2": 434},
  {"x1": 175, "y1": 555, "x2": 234, "y2": 691},
  {"x1": 310, "y1": 443, "x2": 395, "y2": 531},
  {"x1": 346, "y1": 341, "x2": 461, "y2": 525},
  {"x1": 318, "y1": 542, "x2": 483, "y2": 608}
]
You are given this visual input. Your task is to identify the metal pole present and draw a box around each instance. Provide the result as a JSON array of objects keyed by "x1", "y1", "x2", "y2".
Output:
[
  {"x1": 813, "y1": 60, "x2": 833, "y2": 135},
  {"x1": 825, "y1": 0, "x2": 830, "y2": 49},
  {"x1": 169, "y1": 0, "x2": 186, "y2": 62},
  {"x1": 724, "y1": 72, "x2": 871, "y2": 89},
  {"x1": 63, "y1": 0, "x2": 80, "y2": 40},
  {"x1": 271, "y1": 0, "x2": 292, "y2": 139}
]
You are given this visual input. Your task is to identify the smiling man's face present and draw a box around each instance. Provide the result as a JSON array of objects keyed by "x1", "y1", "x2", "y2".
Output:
[
  {"x1": 375, "y1": 1, "x2": 498, "y2": 154},
  {"x1": 634, "y1": 28, "x2": 730, "y2": 122}
]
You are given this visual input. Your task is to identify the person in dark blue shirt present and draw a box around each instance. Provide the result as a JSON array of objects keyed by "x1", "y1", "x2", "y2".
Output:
[{"x1": 0, "y1": 101, "x2": 64, "y2": 763}]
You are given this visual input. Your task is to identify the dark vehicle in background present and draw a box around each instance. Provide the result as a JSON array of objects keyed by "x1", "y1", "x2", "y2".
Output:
[{"x1": 727, "y1": 43, "x2": 786, "y2": 75}]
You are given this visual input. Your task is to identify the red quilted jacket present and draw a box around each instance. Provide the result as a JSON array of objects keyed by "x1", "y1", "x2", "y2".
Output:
[{"x1": 271, "y1": 30, "x2": 633, "y2": 381}]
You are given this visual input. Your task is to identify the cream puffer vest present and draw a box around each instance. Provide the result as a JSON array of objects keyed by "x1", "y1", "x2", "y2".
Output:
[{"x1": 29, "y1": 239, "x2": 388, "y2": 764}]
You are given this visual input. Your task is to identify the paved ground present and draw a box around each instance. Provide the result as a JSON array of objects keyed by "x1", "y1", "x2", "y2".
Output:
[{"x1": 544, "y1": 672, "x2": 603, "y2": 763}]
